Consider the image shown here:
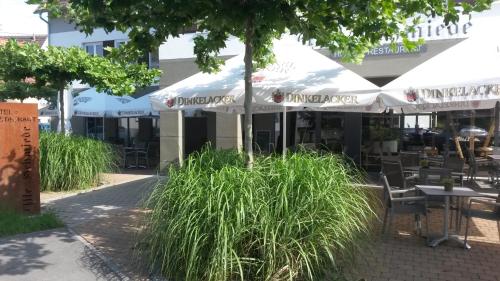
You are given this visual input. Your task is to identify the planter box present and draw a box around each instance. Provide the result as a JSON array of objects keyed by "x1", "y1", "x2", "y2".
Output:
[{"x1": 382, "y1": 140, "x2": 398, "y2": 153}]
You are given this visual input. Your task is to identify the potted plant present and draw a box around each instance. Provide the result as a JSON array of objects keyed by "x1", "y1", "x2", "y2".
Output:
[
  {"x1": 370, "y1": 126, "x2": 399, "y2": 153},
  {"x1": 419, "y1": 159, "x2": 429, "y2": 168},
  {"x1": 442, "y1": 178, "x2": 454, "y2": 192}
]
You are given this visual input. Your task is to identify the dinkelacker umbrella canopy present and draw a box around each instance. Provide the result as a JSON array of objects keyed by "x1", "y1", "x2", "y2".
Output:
[
  {"x1": 72, "y1": 88, "x2": 134, "y2": 117},
  {"x1": 150, "y1": 39, "x2": 383, "y2": 113},
  {"x1": 382, "y1": 21, "x2": 500, "y2": 113},
  {"x1": 111, "y1": 94, "x2": 159, "y2": 117}
]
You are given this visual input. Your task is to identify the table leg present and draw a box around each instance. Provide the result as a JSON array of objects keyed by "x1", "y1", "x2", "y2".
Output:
[{"x1": 428, "y1": 195, "x2": 471, "y2": 248}]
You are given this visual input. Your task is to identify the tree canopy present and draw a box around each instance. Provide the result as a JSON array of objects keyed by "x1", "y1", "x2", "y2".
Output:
[
  {"x1": 35, "y1": 0, "x2": 492, "y2": 162},
  {"x1": 0, "y1": 39, "x2": 160, "y2": 132}
]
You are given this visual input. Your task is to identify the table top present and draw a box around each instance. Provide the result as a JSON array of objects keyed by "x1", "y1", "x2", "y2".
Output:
[
  {"x1": 405, "y1": 166, "x2": 446, "y2": 171},
  {"x1": 415, "y1": 185, "x2": 480, "y2": 197},
  {"x1": 487, "y1": 154, "x2": 500, "y2": 160}
]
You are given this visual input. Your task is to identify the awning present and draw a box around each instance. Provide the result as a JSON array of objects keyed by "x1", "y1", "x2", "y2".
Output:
[
  {"x1": 150, "y1": 39, "x2": 383, "y2": 113},
  {"x1": 382, "y1": 20, "x2": 500, "y2": 113}
]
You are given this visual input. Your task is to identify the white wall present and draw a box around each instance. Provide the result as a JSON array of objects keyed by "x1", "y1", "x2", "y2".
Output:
[{"x1": 49, "y1": 28, "x2": 129, "y2": 48}]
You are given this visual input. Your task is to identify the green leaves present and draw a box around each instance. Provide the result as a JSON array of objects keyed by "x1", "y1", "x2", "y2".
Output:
[
  {"x1": 0, "y1": 39, "x2": 160, "y2": 102},
  {"x1": 36, "y1": 0, "x2": 493, "y2": 73}
]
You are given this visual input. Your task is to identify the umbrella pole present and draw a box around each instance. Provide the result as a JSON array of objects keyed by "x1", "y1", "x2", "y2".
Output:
[
  {"x1": 283, "y1": 106, "x2": 287, "y2": 158},
  {"x1": 495, "y1": 102, "x2": 500, "y2": 149},
  {"x1": 102, "y1": 116, "x2": 105, "y2": 141},
  {"x1": 127, "y1": 117, "x2": 131, "y2": 146}
]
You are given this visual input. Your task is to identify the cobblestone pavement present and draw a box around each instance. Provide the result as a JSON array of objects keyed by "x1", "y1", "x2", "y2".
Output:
[
  {"x1": 43, "y1": 176, "x2": 159, "y2": 227},
  {"x1": 42, "y1": 175, "x2": 161, "y2": 280},
  {"x1": 349, "y1": 190, "x2": 500, "y2": 281},
  {"x1": 41, "y1": 173, "x2": 500, "y2": 281}
]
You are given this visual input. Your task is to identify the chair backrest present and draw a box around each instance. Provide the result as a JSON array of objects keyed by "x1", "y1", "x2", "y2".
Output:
[
  {"x1": 445, "y1": 157, "x2": 465, "y2": 173},
  {"x1": 419, "y1": 168, "x2": 452, "y2": 185},
  {"x1": 380, "y1": 173, "x2": 394, "y2": 208},
  {"x1": 135, "y1": 142, "x2": 147, "y2": 150},
  {"x1": 381, "y1": 161, "x2": 406, "y2": 189},
  {"x1": 400, "y1": 152, "x2": 420, "y2": 167}
]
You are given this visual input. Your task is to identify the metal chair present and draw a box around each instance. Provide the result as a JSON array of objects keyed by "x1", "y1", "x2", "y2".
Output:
[
  {"x1": 400, "y1": 152, "x2": 420, "y2": 168},
  {"x1": 419, "y1": 167, "x2": 463, "y2": 228},
  {"x1": 380, "y1": 173, "x2": 429, "y2": 237},
  {"x1": 445, "y1": 157, "x2": 466, "y2": 186},
  {"x1": 135, "y1": 143, "x2": 150, "y2": 168},
  {"x1": 382, "y1": 160, "x2": 412, "y2": 190},
  {"x1": 461, "y1": 194, "x2": 500, "y2": 249},
  {"x1": 467, "y1": 149, "x2": 491, "y2": 181}
]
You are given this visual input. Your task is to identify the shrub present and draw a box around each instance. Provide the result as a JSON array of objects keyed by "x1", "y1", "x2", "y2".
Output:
[
  {"x1": 39, "y1": 132, "x2": 117, "y2": 191},
  {"x1": 142, "y1": 148, "x2": 377, "y2": 281}
]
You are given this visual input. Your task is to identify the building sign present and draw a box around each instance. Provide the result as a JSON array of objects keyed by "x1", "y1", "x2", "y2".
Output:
[
  {"x1": 330, "y1": 14, "x2": 474, "y2": 58},
  {"x1": 330, "y1": 43, "x2": 427, "y2": 58},
  {"x1": 0, "y1": 103, "x2": 40, "y2": 214}
]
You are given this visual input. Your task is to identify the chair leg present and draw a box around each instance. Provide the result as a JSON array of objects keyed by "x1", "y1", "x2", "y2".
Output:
[
  {"x1": 387, "y1": 209, "x2": 394, "y2": 238},
  {"x1": 425, "y1": 212, "x2": 430, "y2": 243},
  {"x1": 458, "y1": 205, "x2": 463, "y2": 233},
  {"x1": 382, "y1": 207, "x2": 389, "y2": 235},
  {"x1": 415, "y1": 214, "x2": 421, "y2": 235},
  {"x1": 464, "y1": 215, "x2": 471, "y2": 249},
  {"x1": 497, "y1": 221, "x2": 500, "y2": 241}
]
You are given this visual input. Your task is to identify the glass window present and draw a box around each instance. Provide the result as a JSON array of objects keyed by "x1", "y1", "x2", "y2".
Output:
[
  {"x1": 83, "y1": 42, "x2": 104, "y2": 56},
  {"x1": 86, "y1": 118, "x2": 104, "y2": 140}
]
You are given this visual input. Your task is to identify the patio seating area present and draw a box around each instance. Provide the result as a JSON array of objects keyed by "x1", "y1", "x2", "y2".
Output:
[{"x1": 348, "y1": 184, "x2": 500, "y2": 281}]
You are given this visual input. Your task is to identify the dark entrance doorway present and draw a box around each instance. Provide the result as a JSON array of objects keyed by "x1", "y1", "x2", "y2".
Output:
[{"x1": 185, "y1": 117, "x2": 208, "y2": 155}]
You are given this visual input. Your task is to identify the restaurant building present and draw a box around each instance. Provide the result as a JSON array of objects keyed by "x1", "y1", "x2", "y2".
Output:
[{"x1": 42, "y1": 2, "x2": 500, "y2": 168}]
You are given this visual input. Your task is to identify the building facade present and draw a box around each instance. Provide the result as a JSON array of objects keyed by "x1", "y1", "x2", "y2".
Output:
[{"x1": 44, "y1": 2, "x2": 500, "y2": 168}]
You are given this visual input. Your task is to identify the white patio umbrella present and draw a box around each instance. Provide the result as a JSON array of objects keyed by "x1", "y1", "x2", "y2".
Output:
[
  {"x1": 381, "y1": 20, "x2": 500, "y2": 113},
  {"x1": 72, "y1": 88, "x2": 134, "y2": 117},
  {"x1": 111, "y1": 94, "x2": 159, "y2": 117},
  {"x1": 150, "y1": 39, "x2": 383, "y2": 157},
  {"x1": 38, "y1": 104, "x2": 58, "y2": 117},
  {"x1": 73, "y1": 88, "x2": 134, "y2": 140},
  {"x1": 150, "y1": 39, "x2": 382, "y2": 113}
]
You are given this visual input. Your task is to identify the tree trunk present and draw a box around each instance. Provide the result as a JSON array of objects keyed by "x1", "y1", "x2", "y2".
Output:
[
  {"x1": 59, "y1": 87, "x2": 65, "y2": 134},
  {"x1": 244, "y1": 17, "x2": 255, "y2": 168}
]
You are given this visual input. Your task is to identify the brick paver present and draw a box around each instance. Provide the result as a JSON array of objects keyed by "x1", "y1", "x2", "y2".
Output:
[
  {"x1": 349, "y1": 197, "x2": 500, "y2": 281},
  {"x1": 43, "y1": 177, "x2": 158, "y2": 227},
  {"x1": 43, "y1": 175, "x2": 500, "y2": 281},
  {"x1": 42, "y1": 176, "x2": 160, "y2": 280}
]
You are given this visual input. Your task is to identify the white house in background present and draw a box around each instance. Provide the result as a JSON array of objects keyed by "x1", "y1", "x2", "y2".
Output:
[{"x1": 39, "y1": 2, "x2": 500, "y2": 168}]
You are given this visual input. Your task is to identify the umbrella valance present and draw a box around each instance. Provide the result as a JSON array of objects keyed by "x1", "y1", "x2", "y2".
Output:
[{"x1": 111, "y1": 94, "x2": 159, "y2": 117}]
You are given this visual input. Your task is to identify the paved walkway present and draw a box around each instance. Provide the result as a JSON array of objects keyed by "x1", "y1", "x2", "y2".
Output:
[
  {"x1": 44, "y1": 176, "x2": 160, "y2": 280},
  {"x1": 0, "y1": 173, "x2": 159, "y2": 281},
  {"x1": 0, "y1": 228, "x2": 122, "y2": 281}
]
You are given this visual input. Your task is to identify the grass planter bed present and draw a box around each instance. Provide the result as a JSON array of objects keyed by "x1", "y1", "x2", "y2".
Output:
[
  {"x1": 40, "y1": 132, "x2": 117, "y2": 192},
  {"x1": 0, "y1": 209, "x2": 63, "y2": 238},
  {"x1": 143, "y1": 149, "x2": 377, "y2": 281}
]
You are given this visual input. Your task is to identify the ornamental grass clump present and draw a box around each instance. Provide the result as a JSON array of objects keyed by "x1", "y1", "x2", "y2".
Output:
[
  {"x1": 143, "y1": 148, "x2": 377, "y2": 281},
  {"x1": 39, "y1": 132, "x2": 117, "y2": 191}
]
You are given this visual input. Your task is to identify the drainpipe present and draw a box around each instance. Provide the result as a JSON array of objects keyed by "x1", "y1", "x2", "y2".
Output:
[{"x1": 38, "y1": 11, "x2": 50, "y2": 46}]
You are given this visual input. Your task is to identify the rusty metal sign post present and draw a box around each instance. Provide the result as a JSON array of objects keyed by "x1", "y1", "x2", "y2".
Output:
[{"x1": 0, "y1": 103, "x2": 40, "y2": 214}]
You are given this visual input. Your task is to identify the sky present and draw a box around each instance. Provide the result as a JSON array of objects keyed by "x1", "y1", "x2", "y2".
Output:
[{"x1": 0, "y1": 0, "x2": 47, "y2": 36}]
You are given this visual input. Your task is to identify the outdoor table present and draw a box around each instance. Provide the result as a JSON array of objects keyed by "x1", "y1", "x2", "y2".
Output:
[
  {"x1": 415, "y1": 185, "x2": 481, "y2": 249},
  {"x1": 487, "y1": 154, "x2": 500, "y2": 161}
]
